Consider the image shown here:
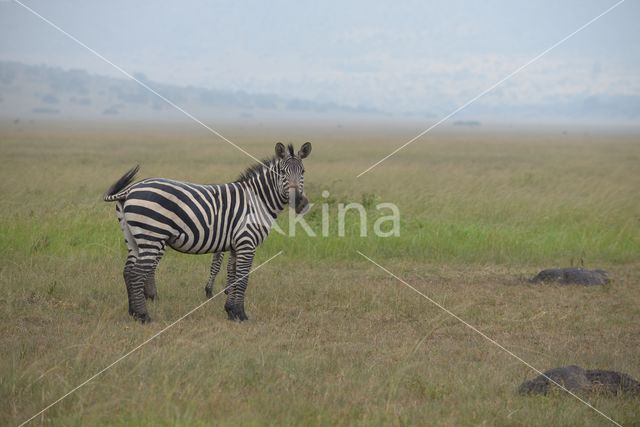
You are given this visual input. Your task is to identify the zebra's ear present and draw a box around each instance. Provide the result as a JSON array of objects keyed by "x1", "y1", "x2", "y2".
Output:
[
  {"x1": 275, "y1": 142, "x2": 287, "y2": 159},
  {"x1": 298, "y1": 142, "x2": 312, "y2": 159}
]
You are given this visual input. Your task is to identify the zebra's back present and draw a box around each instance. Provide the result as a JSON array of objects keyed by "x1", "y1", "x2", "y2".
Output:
[{"x1": 123, "y1": 178, "x2": 246, "y2": 254}]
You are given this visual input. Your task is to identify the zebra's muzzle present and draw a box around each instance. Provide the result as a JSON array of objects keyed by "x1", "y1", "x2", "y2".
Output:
[{"x1": 289, "y1": 188, "x2": 309, "y2": 215}]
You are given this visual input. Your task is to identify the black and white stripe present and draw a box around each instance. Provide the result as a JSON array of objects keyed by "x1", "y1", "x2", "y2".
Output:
[{"x1": 104, "y1": 142, "x2": 312, "y2": 322}]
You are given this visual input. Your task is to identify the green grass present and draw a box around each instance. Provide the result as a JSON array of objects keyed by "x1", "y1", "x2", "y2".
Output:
[
  {"x1": 1, "y1": 124, "x2": 638, "y2": 266},
  {"x1": 1, "y1": 122, "x2": 639, "y2": 426}
]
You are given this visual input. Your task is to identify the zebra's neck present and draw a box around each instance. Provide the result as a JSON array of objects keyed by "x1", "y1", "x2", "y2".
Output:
[{"x1": 239, "y1": 160, "x2": 287, "y2": 219}]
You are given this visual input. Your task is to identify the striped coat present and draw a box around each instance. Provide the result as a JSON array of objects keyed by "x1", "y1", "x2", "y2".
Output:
[{"x1": 104, "y1": 142, "x2": 311, "y2": 322}]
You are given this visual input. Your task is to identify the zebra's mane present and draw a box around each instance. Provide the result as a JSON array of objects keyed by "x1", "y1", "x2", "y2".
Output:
[{"x1": 237, "y1": 156, "x2": 280, "y2": 182}]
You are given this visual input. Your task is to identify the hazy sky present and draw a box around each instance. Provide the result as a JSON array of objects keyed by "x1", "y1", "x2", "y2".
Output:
[{"x1": 1, "y1": 0, "x2": 638, "y2": 114}]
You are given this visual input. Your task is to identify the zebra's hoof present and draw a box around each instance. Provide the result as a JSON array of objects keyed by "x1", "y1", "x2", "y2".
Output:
[
  {"x1": 225, "y1": 304, "x2": 248, "y2": 321},
  {"x1": 205, "y1": 287, "x2": 213, "y2": 298},
  {"x1": 145, "y1": 293, "x2": 157, "y2": 301},
  {"x1": 132, "y1": 312, "x2": 151, "y2": 323}
]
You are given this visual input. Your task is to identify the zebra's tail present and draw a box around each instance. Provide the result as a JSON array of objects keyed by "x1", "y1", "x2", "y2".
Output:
[{"x1": 103, "y1": 165, "x2": 140, "y2": 202}]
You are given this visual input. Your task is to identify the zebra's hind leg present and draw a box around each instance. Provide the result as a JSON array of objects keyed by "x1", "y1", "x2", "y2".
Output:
[
  {"x1": 205, "y1": 252, "x2": 224, "y2": 298},
  {"x1": 123, "y1": 259, "x2": 136, "y2": 316},
  {"x1": 145, "y1": 270, "x2": 158, "y2": 301},
  {"x1": 127, "y1": 258, "x2": 156, "y2": 323},
  {"x1": 144, "y1": 245, "x2": 165, "y2": 301},
  {"x1": 118, "y1": 202, "x2": 138, "y2": 316},
  {"x1": 224, "y1": 246, "x2": 253, "y2": 321},
  {"x1": 127, "y1": 242, "x2": 165, "y2": 323}
]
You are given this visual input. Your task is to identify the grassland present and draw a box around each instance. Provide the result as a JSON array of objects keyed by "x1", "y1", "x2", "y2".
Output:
[{"x1": 1, "y1": 121, "x2": 639, "y2": 426}]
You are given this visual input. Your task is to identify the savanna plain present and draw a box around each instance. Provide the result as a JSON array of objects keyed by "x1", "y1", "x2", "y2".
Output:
[{"x1": 1, "y1": 122, "x2": 639, "y2": 426}]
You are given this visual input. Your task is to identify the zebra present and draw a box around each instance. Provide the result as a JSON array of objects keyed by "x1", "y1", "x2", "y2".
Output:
[{"x1": 103, "y1": 142, "x2": 312, "y2": 323}]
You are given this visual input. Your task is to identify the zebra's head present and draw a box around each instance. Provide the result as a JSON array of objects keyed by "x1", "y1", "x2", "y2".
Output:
[{"x1": 275, "y1": 142, "x2": 312, "y2": 215}]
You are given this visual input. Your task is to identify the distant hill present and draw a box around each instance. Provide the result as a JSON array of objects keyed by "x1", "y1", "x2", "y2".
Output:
[
  {"x1": 1, "y1": 61, "x2": 638, "y2": 125},
  {"x1": 453, "y1": 120, "x2": 481, "y2": 127},
  {"x1": 0, "y1": 61, "x2": 383, "y2": 122}
]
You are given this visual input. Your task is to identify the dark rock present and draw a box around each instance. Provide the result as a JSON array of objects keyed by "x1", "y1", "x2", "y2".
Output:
[
  {"x1": 519, "y1": 365, "x2": 640, "y2": 396},
  {"x1": 585, "y1": 369, "x2": 640, "y2": 395},
  {"x1": 529, "y1": 268, "x2": 609, "y2": 285},
  {"x1": 518, "y1": 365, "x2": 590, "y2": 395}
]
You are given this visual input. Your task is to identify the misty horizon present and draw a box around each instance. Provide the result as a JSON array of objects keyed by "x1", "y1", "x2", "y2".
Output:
[{"x1": 1, "y1": 1, "x2": 639, "y2": 126}]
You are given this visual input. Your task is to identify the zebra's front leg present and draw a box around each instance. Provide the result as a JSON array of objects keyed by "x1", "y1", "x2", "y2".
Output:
[
  {"x1": 224, "y1": 250, "x2": 236, "y2": 295},
  {"x1": 205, "y1": 252, "x2": 224, "y2": 298},
  {"x1": 224, "y1": 247, "x2": 254, "y2": 321},
  {"x1": 223, "y1": 250, "x2": 238, "y2": 316}
]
